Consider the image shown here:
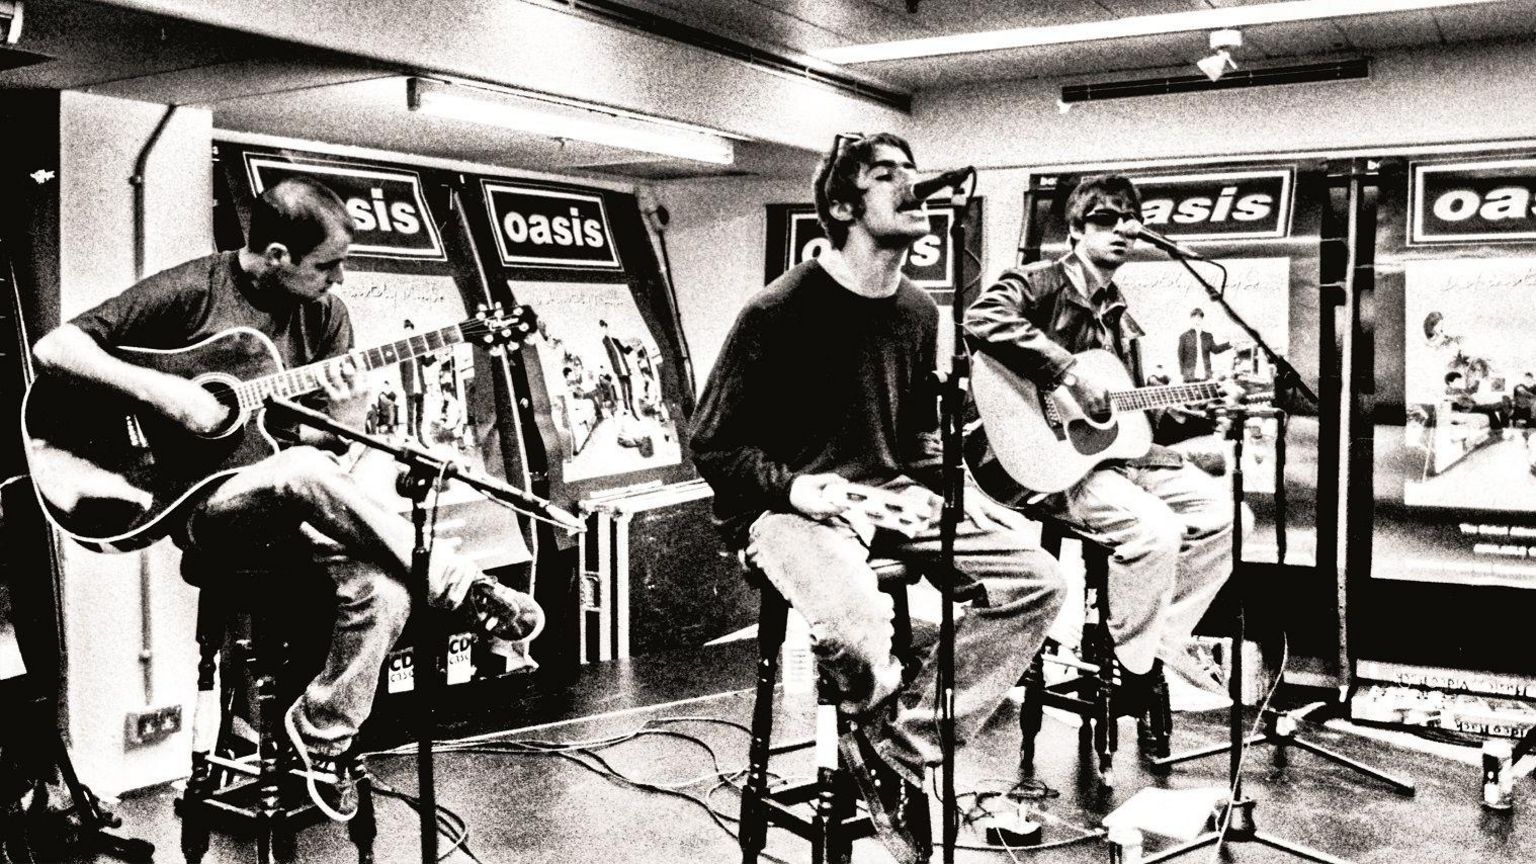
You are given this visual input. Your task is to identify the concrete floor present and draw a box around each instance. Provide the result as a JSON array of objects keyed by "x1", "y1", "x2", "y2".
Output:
[{"x1": 83, "y1": 640, "x2": 1533, "y2": 864}]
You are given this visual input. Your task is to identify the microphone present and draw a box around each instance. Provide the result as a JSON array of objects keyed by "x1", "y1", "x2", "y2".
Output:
[
  {"x1": 1127, "y1": 220, "x2": 1207, "y2": 261},
  {"x1": 897, "y1": 166, "x2": 975, "y2": 211}
]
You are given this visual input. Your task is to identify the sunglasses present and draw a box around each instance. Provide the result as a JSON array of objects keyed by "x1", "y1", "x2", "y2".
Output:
[{"x1": 1081, "y1": 209, "x2": 1138, "y2": 228}]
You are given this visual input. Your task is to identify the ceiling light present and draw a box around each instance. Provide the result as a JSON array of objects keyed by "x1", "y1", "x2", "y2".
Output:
[
  {"x1": 407, "y1": 77, "x2": 734, "y2": 165},
  {"x1": 1197, "y1": 28, "x2": 1242, "y2": 81},
  {"x1": 812, "y1": 0, "x2": 1503, "y2": 64},
  {"x1": 1196, "y1": 50, "x2": 1236, "y2": 81}
]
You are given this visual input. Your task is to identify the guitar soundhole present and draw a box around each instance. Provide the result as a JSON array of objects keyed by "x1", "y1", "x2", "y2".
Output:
[{"x1": 200, "y1": 379, "x2": 245, "y2": 438}]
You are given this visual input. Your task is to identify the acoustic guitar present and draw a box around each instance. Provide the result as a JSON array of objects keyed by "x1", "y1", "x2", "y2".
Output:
[
  {"x1": 966, "y1": 348, "x2": 1232, "y2": 501},
  {"x1": 22, "y1": 304, "x2": 536, "y2": 553}
]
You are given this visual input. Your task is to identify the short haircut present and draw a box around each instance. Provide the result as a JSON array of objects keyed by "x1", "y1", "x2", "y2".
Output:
[
  {"x1": 813, "y1": 132, "x2": 915, "y2": 249},
  {"x1": 1446, "y1": 371, "x2": 1463, "y2": 385},
  {"x1": 1065, "y1": 173, "x2": 1142, "y2": 233},
  {"x1": 247, "y1": 176, "x2": 354, "y2": 261},
  {"x1": 1190, "y1": 307, "x2": 1205, "y2": 319},
  {"x1": 1423, "y1": 311, "x2": 1443, "y2": 340}
]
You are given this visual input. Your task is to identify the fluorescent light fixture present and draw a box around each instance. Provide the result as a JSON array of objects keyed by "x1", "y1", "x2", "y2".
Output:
[
  {"x1": 813, "y1": 0, "x2": 1506, "y2": 64},
  {"x1": 407, "y1": 77, "x2": 734, "y2": 165}
]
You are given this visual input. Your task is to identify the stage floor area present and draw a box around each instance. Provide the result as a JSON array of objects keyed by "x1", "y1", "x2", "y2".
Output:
[{"x1": 86, "y1": 640, "x2": 1532, "y2": 863}]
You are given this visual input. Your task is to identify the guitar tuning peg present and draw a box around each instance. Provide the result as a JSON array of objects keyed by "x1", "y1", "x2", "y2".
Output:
[
  {"x1": 476, "y1": 303, "x2": 488, "y2": 313},
  {"x1": 490, "y1": 346, "x2": 504, "y2": 356}
]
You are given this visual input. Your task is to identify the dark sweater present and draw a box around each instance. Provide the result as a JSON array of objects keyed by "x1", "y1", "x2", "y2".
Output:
[{"x1": 690, "y1": 260, "x2": 942, "y2": 545}]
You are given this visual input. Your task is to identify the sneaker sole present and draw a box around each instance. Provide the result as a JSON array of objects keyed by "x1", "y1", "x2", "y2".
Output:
[{"x1": 283, "y1": 702, "x2": 357, "y2": 822}]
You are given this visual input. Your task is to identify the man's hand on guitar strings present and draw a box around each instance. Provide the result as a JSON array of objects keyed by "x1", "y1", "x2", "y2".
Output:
[
  {"x1": 320, "y1": 355, "x2": 376, "y2": 429},
  {"x1": 158, "y1": 374, "x2": 233, "y2": 434},
  {"x1": 1061, "y1": 368, "x2": 1112, "y2": 421}
]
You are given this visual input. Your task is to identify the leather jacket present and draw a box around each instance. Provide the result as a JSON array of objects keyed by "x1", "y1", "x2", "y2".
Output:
[{"x1": 963, "y1": 254, "x2": 1144, "y2": 388}]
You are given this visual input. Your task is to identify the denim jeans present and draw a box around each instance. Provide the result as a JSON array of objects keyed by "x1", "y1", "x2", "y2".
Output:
[
  {"x1": 745, "y1": 500, "x2": 1064, "y2": 778},
  {"x1": 1035, "y1": 461, "x2": 1242, "y2": 676},
  {"x1": 181, "y1": 445, "x2": 472, "y2": 757}
]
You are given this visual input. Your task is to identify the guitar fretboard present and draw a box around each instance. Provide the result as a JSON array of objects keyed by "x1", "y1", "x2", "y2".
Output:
[
  {"x1": 1108, "y1": 381, "x2": 1223, "y2": 412},
  {"x1": 232, "y1": 323, "x2": 467, "y2": 411},
  {"x1": 1044, "y1": 380, "x2": 1224, "y2": 422}
]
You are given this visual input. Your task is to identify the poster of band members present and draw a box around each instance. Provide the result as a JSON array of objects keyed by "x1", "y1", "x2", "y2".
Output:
[
  {"x1": 1371, "y1": 154, "x2": 1536, "y2": 592},
  {"x1": 1400, "y1": 258, "x2": 1536, "y2": 511},
  {"x1": 1115, "y1": 257, "x2": 1291, "y2": 493},
  {"x1": 329, "y1": 272, "x2": 495, "y2": 500},
  {"x1": 511, "y1": 279, "x2": 682, "y2": 482}
]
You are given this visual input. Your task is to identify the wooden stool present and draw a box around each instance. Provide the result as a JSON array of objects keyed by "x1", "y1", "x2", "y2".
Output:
[
  {"x1": 1018, "y1": 523, "x2": 1171, "y2": 787},
  {"x1": 174, "y1": 554, "x2": 376, "y2": 864},
  {"x1": 738, "y1": 558, "x2": 930, "y2": 864}
]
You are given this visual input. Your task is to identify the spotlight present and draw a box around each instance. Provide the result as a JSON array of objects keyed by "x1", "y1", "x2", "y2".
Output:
[{"x1": 1197, "y1": 28, "x2": 1241, "y2": 81}]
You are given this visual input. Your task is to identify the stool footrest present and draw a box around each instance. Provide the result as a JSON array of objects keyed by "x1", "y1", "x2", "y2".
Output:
[
  {"x1": 760, "y1": 795, "x2": 875, "y2": 844},
  {"x1": 767, "y1": 736, "x2": 815, "y2": 757}
]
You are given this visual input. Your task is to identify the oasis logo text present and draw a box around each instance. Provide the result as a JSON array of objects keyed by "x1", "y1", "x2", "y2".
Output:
[
  {"x1": 1131, "y1": 169, "x2": 1293, "y2": 241},
  {"x1": 1411, "y1": 159, "x2": 1536, "y2": 244},
  {"x1": 245, "y1": 155, "x2": 445, "y2": 260},
  {"x1": 483, "y1": 182, "x2": 621, "y2": 269},
  {"x1": 785, "y1": 206, "x2": 955, "y2": 293}
]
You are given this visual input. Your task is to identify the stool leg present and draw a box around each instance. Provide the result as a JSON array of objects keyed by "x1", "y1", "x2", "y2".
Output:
[
  {"x1": 1087, "y1": 553, "x2": 1117, "y2": 787},
  {"x1": 1018, "y1": 653, "x2": 1045, "y2": 771},
  {"x1": 811, "y1": 705, "x2": 841, "y2": 864},
  {"x1": 348, "y1": 767, "x2": 377, "y2": 864},
  {"x1": 180, "y1": 594, "x2": 223, "y2": 864},
  {"x1": 740, "y1": 590, "x2": 787, "y2": 864},
  {"x1": 1141, "y1": 672, "x2": 1172, "y2": 762},
  {"x1": 250, "y1": 616, "x2": 284, "y2": 864}
]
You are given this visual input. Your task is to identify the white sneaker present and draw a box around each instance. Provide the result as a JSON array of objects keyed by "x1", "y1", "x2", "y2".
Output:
[
  {"x1": 1163, "y1": 644, "x2": 1232, "y2": 713},
  {"x1": 1165, "y1": 671, "x2": 1232, "y2": 712}
]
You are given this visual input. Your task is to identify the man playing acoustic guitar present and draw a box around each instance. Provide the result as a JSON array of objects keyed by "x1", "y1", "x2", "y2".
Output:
[
  {"x1": 964, "y1": 173, "x2": 1239, "y2": 716},
  {"x1": 30, "y1": 177, "x2": 542, "y2": 821},
  {"x1": 691, "y1": 133, "x2": 1064, "y2": 863}
]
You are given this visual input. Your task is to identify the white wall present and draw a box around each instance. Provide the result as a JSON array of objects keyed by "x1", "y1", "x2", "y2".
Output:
[
  {"x1": 663, "y1": 37, "x2": 1536, "y2": 387},
  {"x1": 56, "y1": 92, "x2": 213, "y2": 795}
]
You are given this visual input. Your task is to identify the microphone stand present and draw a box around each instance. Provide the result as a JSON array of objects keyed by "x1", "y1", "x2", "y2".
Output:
[
  {"x1": 934, "y1": 172, "x2": 975, "y2": 864},
  {"x1": 1143, "y1": 256, "x2": 1405, "y2": 864},
  {"x1": 1156, "y1": 256, "x2": 1414, "y2": 794},
  {"x1": 266, "y1": 398, "x2": 578, "y2": 864}
]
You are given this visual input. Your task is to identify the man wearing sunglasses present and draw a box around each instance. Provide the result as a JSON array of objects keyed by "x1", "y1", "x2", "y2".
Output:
[
  {"x1": 964, "y1": 173, "x2": 1238, "y2": 723},
  {"x1": 691, "y1": 133, "x2": 1064, "y2": 862}
]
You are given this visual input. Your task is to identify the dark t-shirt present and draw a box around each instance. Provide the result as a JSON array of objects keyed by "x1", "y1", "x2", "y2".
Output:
[
  {"x1": 689, "y1": 259, "x2": 941, "y2": 544},
  {"x1": 71, "y1": 251, "x2": 352, "y2": 368}
]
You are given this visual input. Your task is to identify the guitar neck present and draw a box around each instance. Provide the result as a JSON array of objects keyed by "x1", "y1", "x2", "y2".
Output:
[
  {"x1": 1107, "y1": 381, "x2": 1222, "y2": 413},
  {"x1": 235, "y1": 323, "x2": 467, "y2": 410}
]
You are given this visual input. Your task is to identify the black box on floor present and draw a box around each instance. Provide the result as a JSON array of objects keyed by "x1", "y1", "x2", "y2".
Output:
[{"x1": 579, "y1": 480, "x2": 752, "y2": 661}]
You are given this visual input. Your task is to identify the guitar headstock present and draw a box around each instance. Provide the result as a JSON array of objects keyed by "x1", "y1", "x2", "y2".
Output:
[{"x1": 465, "y1": 303, "x2": 539, "y2": 355}]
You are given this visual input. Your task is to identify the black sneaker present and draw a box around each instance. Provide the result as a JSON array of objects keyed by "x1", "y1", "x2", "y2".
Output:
[
  {"x1": 838, "y1": 726, "x2": 929, "y2": 864},
  {"x1": 469, "y1": 579, "x2": 545, "y2": 641},
  {"x1": 283, "y1": 701, "x2": 358, "y2": 822}
]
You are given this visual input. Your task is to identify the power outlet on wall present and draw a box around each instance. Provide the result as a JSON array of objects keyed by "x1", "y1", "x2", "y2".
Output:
[{"x1": 124, "y1": 704, "x2": 182, "y2": 748}]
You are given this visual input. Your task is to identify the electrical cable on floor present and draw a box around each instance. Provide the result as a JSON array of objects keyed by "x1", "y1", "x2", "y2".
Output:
[
  {"x1": 364, "y1": 716, "x2": 800, "y2": 863},
  {"x1": 370, "y1": 775, "x2": 483, "y2": 864}
]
